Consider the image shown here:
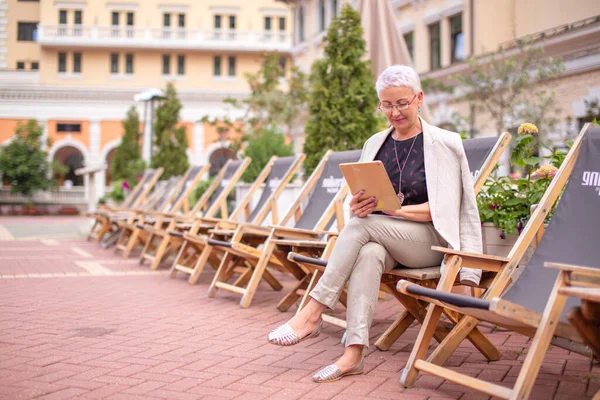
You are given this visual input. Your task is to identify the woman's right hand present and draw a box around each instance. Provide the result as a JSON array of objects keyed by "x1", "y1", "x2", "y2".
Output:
[{"x1": 350, "y1": 190, "x2": 378, "y2": 218}]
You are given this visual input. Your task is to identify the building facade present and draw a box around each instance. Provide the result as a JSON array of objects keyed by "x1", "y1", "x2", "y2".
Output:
[
  {"x1": 0, "y1": 0, "x2": 292, "y2": 199},
  {"x1": 283, "y1": 0, "x2": 600, "y2": 167}
]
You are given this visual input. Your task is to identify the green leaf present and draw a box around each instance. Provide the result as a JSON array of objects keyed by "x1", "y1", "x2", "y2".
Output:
[
  {"x1": 523, "y1": 156, "x2": 541, "y2": 166},
  {"x1": 503, "y1": 197, "x2": 526, "y2": 206}
]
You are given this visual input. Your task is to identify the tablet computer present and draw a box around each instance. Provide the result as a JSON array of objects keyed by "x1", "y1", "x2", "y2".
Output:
[{"x1": 339, "y1": 161, "x2": 401, "y2": 211}]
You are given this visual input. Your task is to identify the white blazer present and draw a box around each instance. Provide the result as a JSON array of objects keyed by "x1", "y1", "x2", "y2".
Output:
[{"x1": 358, "y1": 117, "x2": 483, "y2": 283}]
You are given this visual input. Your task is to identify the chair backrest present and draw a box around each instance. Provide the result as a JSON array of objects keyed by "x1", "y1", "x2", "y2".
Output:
[
  {"x1": 502, "y1": 124, "x2": 600, "y2": 322},
  {"x1": 463, "y1": 132, "x2": 511, "y2": 193},
  {"x1": 287, "y1": 149, "x2": 362, "y2": 231},
  {"x1": 246, "y1": 155, "x2": 304, "y2": 223},
  {"x1": 149, "y1": 177, "x2": 181, "y2": 212},
  {"x1": 199, "y1": 158, "x2": 252, "y2": 218},
  {"x1": 122, "y1": 169, "x2": 152, "y2": 208},
  {"x1": 126, "y1": 168, "x2": 163, "y2": 209},
  {"x1": 165, "y1": 165, "x2": 209, "y2": 214}
]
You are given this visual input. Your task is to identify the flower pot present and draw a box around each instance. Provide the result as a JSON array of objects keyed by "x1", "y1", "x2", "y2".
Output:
[{"x1": 481, "y1": 222, "x2": 535, "y2": 267}]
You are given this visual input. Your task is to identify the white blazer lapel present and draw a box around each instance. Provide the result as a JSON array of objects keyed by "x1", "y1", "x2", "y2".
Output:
[
  {"x1": 421, "y1": 118, "x2": 439, "y2": 220},
  {"x1": 362, "y1": 126, "x2": 393, "y2": 161}
]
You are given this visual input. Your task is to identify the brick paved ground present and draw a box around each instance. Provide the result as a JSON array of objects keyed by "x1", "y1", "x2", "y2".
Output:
[{"x1": 0, "y1": 217, "x2": 598, "y2": 399}]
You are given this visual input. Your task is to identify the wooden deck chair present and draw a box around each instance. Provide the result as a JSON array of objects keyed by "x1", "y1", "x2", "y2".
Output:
[
  {"x1": 392, "y1": 124, "x2": 596, "y2": 396},
  {"x1": 114, "y1": 164, "x2": 209, "y2": 258},
  {"x1": 169, "y1": 154, "x2": 306, "y2": 282},
  {"x1": 206, "y1": 149, "x2": 363, "y2": 308},
  {"x1": 97, "y1": 173, "x2": 176, "y2": 248},
  {"x1": 278, "y1": 132, "x2": 511, "y2": 334},
  {"x1": 88, "y1": 168, "x2": 163, "y2": 243},
  {"x1": 137, "y1": 158, "x2": 253, "y2": 270}
]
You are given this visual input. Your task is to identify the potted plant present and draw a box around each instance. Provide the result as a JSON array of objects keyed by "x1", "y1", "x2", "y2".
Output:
[{"x1": 476, "y1": 123, "x2": 568, "y2": 261}]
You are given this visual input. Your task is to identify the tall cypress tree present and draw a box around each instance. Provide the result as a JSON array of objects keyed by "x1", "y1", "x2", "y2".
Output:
[
  {"x1": 152, "y1": 82, "x2": 190, "y2": 179},
  {"x1": 110, "y1": 106, "x2": 144, "y2": 183},
  {"x1": 302, "y1": 4, "x2": 379, "y2": 174}
]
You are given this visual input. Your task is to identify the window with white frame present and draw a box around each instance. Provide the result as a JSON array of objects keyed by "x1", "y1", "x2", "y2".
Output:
[
  {"x1": 450, "y1": 13, "x2": 465, "y2": 63},
  {"x1": 110, "y1": 53, "x2": 119, "y2": 73}
]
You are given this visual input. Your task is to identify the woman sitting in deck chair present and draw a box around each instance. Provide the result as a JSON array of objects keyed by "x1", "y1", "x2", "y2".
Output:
[{"x1": 268, "y1": 65, "x2": 483, "y2": 383}]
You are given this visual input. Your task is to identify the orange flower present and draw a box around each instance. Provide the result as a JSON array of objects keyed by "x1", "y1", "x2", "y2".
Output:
[
  {"x1": 518, "y1": 123, "x2": 538, "y2": 136},
  {"x1": 531, "y1": 165, "x2": 558, "y2": 180}
]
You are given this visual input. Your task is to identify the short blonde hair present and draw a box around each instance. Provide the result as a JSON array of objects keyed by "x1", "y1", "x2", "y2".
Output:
[{"x1": 375, "y1": 65, "x2": 422, "y2": 96}]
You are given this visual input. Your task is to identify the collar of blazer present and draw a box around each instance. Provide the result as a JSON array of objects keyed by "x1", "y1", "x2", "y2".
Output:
[{"x1": 364, "y1": 116, "x2": 440, "y2": 217}]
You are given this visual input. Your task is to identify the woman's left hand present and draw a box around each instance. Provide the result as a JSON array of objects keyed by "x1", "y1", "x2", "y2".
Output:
[
  {"x1": 382, "y1": 209, "x2": 401, "y2": 217},
  {"x1": 383, "y1": 203, "x2": 432, "y2": 222}
]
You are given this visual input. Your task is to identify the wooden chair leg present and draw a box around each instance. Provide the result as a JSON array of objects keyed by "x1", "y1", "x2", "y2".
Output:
[
  {"x1": 567, "y1": 306, "x2": 600, "y2": 360},
  {"x1": 150, "y1": 237, "x2": 170, "y2": 270},
  {"x1": 512, "y1": 271, "x2": 569, "y2": 400},
  {"x1": 232, "y1": 267, "x2": 253, "y2": 288},
  {"x1": 263, "y1": 268, "x2": 283, "y2": 291},
  {"x1": 95, "y1": 221, "x2": 111, "y2": 243},
  {"x1": 114, "y1": 229, "x2": 128, "y2": 254},
  {"x1": 375, "y1": 310, "x2": 415, "y2": 351},
  {"x1": 400, "y1": 255, "x2": 462, "y2": 388},
  {"x1": 296, "y1": 270, "x2": 322, "y2": 314},
  {"x1": 169, "y1": 240, "x2": 188, "y2": 278},
  {"x1": 207, "y1": 251, "x2": 237, "y2": 298},
  {"x1": 88, "y1": 220, "x2": 100, "y2": 241},
  {"x1": 123, "y1": 229, "x2": 140, "y2": 258},
  {"x1": 277, "y1": 274, "x2": 311, "y2": 312},
  {"x1": 189, "y1": 244, "x2": 213, "y2": 285},
  {"x1": 240, "y1": 240, "x2": 276, "y2": 308},
  {"x1": 443, "y1": 309, "x2": 502, "y2": 361},
  {"x1": 139, "y1": 233, "x2": 154, "y2": 265}
]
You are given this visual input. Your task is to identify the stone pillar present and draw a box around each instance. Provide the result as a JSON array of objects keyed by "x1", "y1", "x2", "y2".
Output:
[
  {"x1": 89, "y1": 118, "x2": 101, "y2": 164},
  {"x1": 89, "y1": 118, "x2": 105, "y2": 202},
  {"x1": 142, "y1": 104, "x2": 152, "y2": 163},
  {"x1": 440, "y1": 17, "x2": 451, "y2": 68},
  {"x1": 194, "y1": 121, "x2": 207, "y2": 165},
  {"x1": 88, "y1": 173, "x2": 96, "y2": 213},
  {"x1": 38, "y1": 118, "x2": 48, "y2": 151}
]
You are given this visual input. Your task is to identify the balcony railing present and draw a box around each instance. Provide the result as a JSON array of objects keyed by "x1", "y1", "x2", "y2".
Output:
[
  {"x1": 0, "y1": 187, "x2": 87, "y2": 205},
  {"x1": 37, "y1": 25, "x2": 292, "y2": 52}
]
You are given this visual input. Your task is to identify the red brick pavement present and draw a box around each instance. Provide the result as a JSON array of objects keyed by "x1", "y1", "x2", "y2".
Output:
[{"x1": 0, "y1": 235, "x2": 598, "y2": 400}]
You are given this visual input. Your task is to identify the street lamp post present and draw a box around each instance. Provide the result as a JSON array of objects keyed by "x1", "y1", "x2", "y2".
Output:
[{"x1": 134, "y1": 89, "x2": 166, "y2": 166}]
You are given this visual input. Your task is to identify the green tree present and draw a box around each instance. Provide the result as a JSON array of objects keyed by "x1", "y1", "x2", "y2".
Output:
[
  {"x1": 202, "y1": 52, "x2": 309, "y2": 143},
  {"x1": 110, "y1": 106, "x2": 145, "y2": 184},
  {"x1": 302, "y1": 4, "x2": 379, "y2": 174},
  {"x1": 241, "y1": 126, "x2": 294, "y2": 182},
  {"x1": 201, "y1": 52, "x2": 308, "y2": 177},
  {"x1": 583, "y1": 98, "x2": 600, "y2": 124},
  {"x1": 455, "y1": 44, "x2": 564, "y2": 136},
  {"x1": 0, "y1": 120, "x2": 52, "y2": 200},
  {"x1": 152, "y1": 82, "x2": 190, "y2": 179}
]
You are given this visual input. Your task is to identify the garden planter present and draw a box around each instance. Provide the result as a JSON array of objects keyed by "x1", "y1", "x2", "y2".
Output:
[{"x1": 481, "y1": 222, "x2": 536, "y2": 268}]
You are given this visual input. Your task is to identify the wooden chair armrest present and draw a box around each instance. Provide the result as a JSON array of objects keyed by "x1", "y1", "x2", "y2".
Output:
[
  {"x1": 172, "y1": 214, "x2": 196, "y2": 222},
  {"x1": 270, "y1": 225, "x2": 337, "y2": 239},
  {"x1": 202, "y1": 217, "x2": 222, "y2": 224},
  {"x1": 143, "y1": 210, "x2": 176, "y2": 219},
  {"x1": 544, "y1": 262, "x2": 600, "y2": 276},
  {"x1": 431, "y1": 246, "x2": 510, "y2": 263}
]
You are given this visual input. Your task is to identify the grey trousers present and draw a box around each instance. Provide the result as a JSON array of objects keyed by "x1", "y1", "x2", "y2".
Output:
[{"x1": 309, "y1": 214, "x2": 447, "y2": 347}]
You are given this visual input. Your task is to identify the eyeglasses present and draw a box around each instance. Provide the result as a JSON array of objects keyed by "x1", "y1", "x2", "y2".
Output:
[{"x1": 379, "y1": 94, "x2": 418, "y2": 113}]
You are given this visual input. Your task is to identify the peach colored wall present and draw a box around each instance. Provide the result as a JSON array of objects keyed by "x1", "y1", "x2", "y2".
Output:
[
  {"x1": 100, "y1": 120, "x2": 124, "y2": 149},
  {"x1": 514, "y1": 0, "x2": 600, "y2": 38},
  {"x1": 6, "y1": 0, "x2": 41, "y2": 70},
  {"x1": 0, "y1": 119, "x2": 27, "y2": 144},
  {"x1": 181, "y1": 122, "x2": 194, "y2": 152},
  {"x1": 203, "y1": 121, "x2": 243, "y2": 149},
  {"x1": 39, "y1": 49, "x2": 269, "y2": 90},
  {"x1": 39, "y1": 0, "x2": 290, "y2": 31},
  {"x1": 47, "y1": 120, "x2": 90, "y2": 150}
]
